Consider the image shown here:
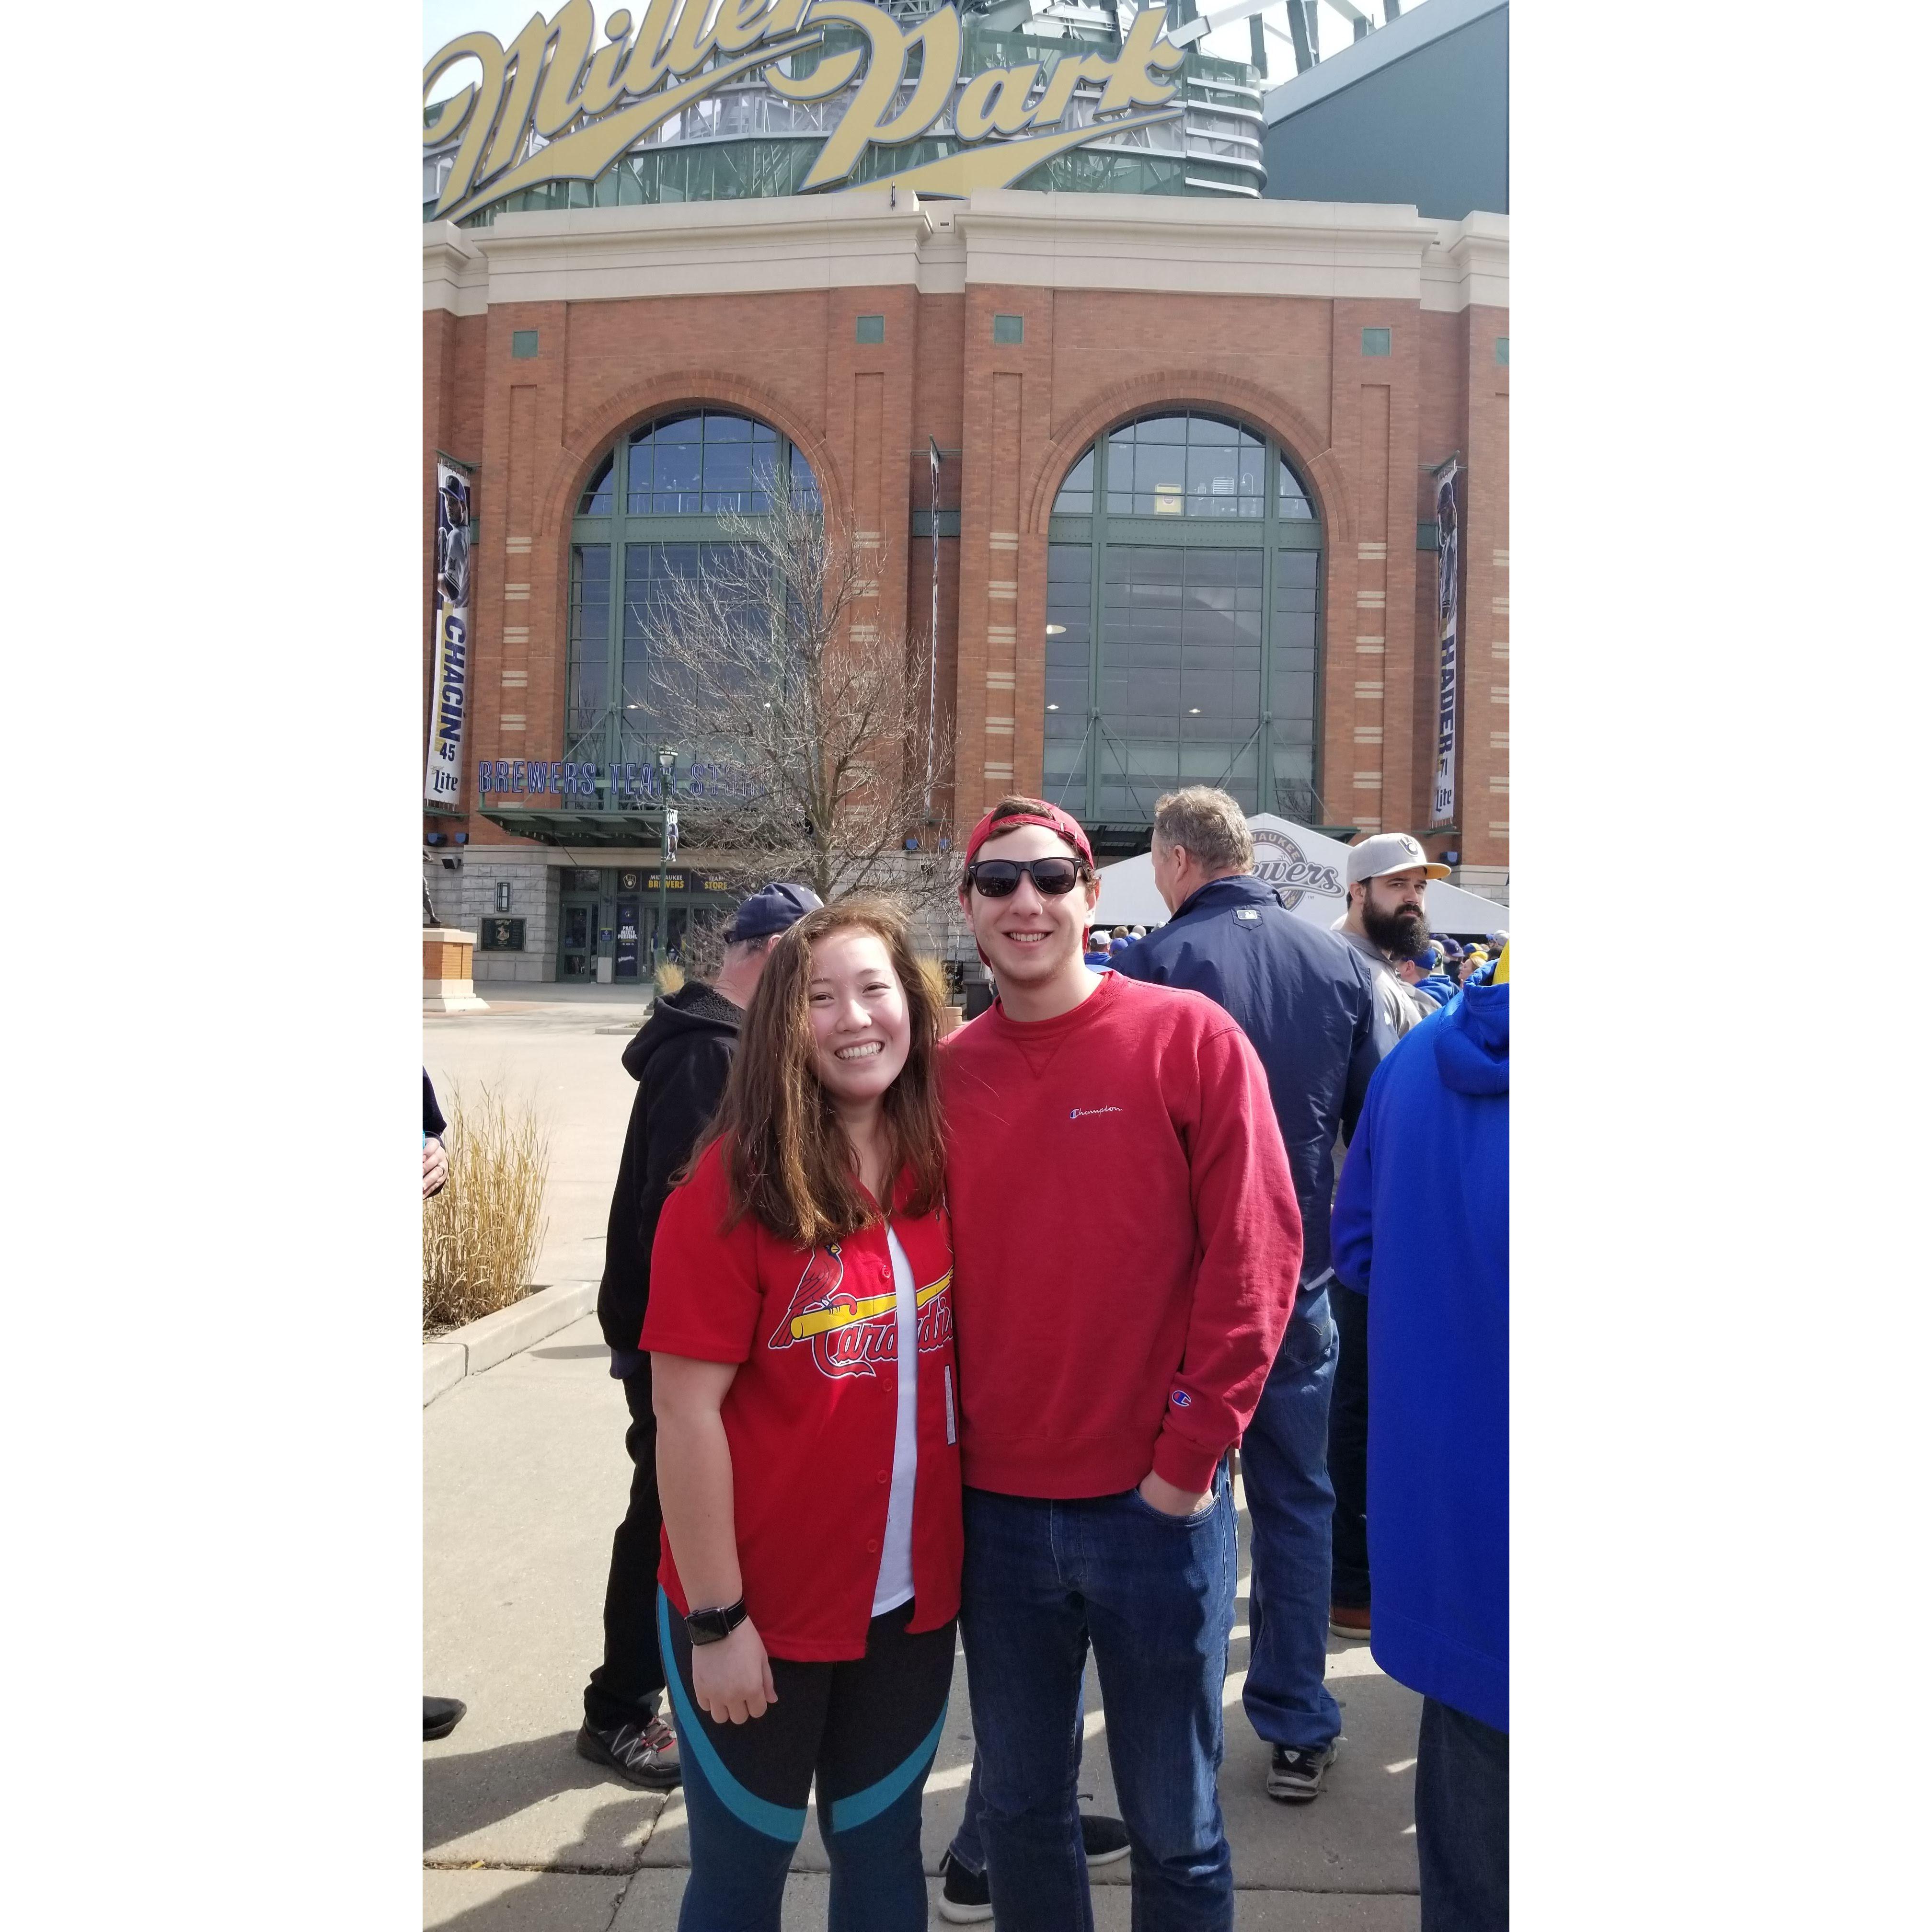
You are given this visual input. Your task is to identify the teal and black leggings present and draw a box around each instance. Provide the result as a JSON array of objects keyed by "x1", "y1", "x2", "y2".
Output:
[{"x1": 659, "y1": 1592, "x2": 954, "y2": 1931}]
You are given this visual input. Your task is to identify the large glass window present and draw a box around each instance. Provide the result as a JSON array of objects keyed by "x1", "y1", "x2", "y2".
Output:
[
  {"x1": 1102, "y1": 413, "x2": 1267, "y2": 519},
  {"x1": 566, "y1": 412, "x2": 817, "y2": 792},
  {"x1": 1045, "y1": 411, "x2": 1323, "y2": 825},
  {"x1": 566, "y1": 544, "x2": 613, "y2": 742}
]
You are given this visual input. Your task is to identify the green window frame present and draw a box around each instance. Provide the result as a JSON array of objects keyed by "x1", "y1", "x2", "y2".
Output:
[
  {"x1": 1043, "y1": 411, "x2": 1325, "y2": 828},
  {"x1": 855, "y1": 314, "x2": 885, "y2": 344},
  {"x1": 565, "y1": 412, "x2": 820, "y2": 802},
  {"x1": 993, "y1": 313, "x2": 1024, "y2": 345},
  {"x1": 1361, "y1": 326, "x2": 1391, "y2": 356},
  {"x1": 511, "y1": 329, "x2": 539, "y2": 358}
]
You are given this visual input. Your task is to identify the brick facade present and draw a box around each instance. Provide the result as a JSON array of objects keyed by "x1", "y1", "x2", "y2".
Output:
[{"x1": 424, "y1": 196, "x2": 1507, "y2": 971}]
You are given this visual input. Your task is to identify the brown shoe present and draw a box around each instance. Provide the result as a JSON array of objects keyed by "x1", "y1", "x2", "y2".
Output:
[{"x1": 1329, "y1": 1603, "x2": 1371, "y2": 1641}]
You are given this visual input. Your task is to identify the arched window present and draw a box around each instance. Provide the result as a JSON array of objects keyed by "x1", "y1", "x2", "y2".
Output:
[
  {"x1": 566, "y1": 411, "x2": 819, "y2": 780},
  {"x1": 1042, "y1": 410, "x2": 1322, "y2": 827}
]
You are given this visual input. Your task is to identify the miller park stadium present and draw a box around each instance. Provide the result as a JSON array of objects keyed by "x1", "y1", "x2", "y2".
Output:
[{"x1": 422, "y1": 0, "x2": 1508, "y2": 988}]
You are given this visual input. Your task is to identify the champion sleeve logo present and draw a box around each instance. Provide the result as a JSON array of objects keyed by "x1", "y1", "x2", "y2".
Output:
[
  {"x1": 1069, "y1": 1106, "x2": 1124, "y2": 1121},
  {"x1": 1170, "y1": 1389, "x2": 1192, "y2": 1408}
]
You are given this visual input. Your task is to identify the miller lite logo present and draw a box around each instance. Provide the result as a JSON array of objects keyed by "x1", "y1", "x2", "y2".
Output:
[
  {"x1": 767, "y1": 1240, "x2": 955, "y2": 1381},
  {"x1": 1250, "y1": 830, "x2": 1343, "y2": 913}
]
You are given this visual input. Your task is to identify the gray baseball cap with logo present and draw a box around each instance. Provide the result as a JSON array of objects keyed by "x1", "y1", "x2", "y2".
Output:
[{"x1": 1346, "y1": 831, "x2": 1451, "y2": 885}]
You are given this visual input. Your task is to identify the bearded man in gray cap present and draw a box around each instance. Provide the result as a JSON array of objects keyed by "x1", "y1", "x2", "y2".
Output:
[
  {"x1": 1327, "y1": 834, "x2": 1448, "y2": 1640},
  {"x1": 1333, "y1": 833, "x2": 1451, "y2": 1051},
  {"x1": 577, "y1": 880, "x2": 821, "y2": 1788}
]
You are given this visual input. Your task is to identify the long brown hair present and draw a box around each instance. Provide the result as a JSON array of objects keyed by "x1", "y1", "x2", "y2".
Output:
[{"x1": 692, "y1": 897, "x2": 947, "y2": 1248}]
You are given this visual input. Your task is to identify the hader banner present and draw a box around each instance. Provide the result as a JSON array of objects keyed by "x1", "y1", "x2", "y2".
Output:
[
  {"x1": 426, "y1": 459, "x2": 473, "y2": 808},
  {"x1": 1429, "y1": 461, "x2": 1461, "y2": 828}
]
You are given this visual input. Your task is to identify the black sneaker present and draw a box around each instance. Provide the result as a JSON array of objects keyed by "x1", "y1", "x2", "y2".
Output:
[
  {"x1": 937, "y1": 1848, "x2": 992, "y2": 1923},
  {"x1": 575, "y1": 1712, "x2": 681, "y2": 1790},
  {"x1": 1081, "y1": 1813, "x2": 1131, "y2": 1865},
  {"x1": 1266, "y1": 1738, "x2": 1339, "y2": 1804},
  {"x1": 423, "y1": 1695, "x2": 466, "y2": 1741}
]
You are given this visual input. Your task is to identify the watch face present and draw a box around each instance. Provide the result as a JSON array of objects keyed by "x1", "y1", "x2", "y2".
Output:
[{"x1": 686, "y1": 1599, "x2": 744, "y2": 1644}]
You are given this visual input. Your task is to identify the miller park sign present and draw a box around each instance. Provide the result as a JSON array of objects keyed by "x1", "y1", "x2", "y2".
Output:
[{"x1": 425, "y1": 0, "x2": 1190, "y2": 221}]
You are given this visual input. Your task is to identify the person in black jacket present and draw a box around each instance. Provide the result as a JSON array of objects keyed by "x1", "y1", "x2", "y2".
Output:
[
  {"x1": 576, "y1": 881, "x2": 821, "y2": 1787},
  {"x1": 1110, "y1": 789, "x2": 1381, "y2": 1807}
]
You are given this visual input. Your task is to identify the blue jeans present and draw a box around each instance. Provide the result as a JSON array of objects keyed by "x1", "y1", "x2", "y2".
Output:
[
  {"x1": 1415, "y1": 1697, "x2": 1509, "y2": 1931},
  {"x1": 959, "y1": 1468, "x2": 1239, "y2": 1932},
  {"x1": 1240, "y1": 1282, "x2": 1343, "y2": 1751},
  {"x1": 947, "y1": 1691, "x2": 1086, "y2": 1876},
  {"x1": 1328, "y1": 1281, "x2": 1371, "y2": 1608}
]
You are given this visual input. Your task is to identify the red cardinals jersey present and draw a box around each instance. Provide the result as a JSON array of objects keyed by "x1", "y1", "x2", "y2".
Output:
[{"x1": 643, "y1": 1139, "x2": 962, "y2": 1661}]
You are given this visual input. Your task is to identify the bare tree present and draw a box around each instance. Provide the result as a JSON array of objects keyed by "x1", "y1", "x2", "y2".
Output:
[{"x1": 637, "y1": 484, "x2": 956, "y2": 918}]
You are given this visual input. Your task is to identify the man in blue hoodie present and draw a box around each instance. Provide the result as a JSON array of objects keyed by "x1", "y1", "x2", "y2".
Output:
[
  {"x1": 1413, "y1": 944, "x2": 1461, "y2": 1012},
  {"x1": 1332, "y1": 949, "x2": 1508, "y2": 1930},
  {"x1": 1111, "y1": 786, "x2": 1382, "y2": 1804}
]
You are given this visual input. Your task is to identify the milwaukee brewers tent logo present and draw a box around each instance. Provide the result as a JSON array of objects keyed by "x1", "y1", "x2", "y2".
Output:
[
  {"x1": 768, "y1": 1241, "x2": 954, "y2": 1380},
  {"x1": 1251, "y1": 830, "x2": 1342, "y2": 913}
]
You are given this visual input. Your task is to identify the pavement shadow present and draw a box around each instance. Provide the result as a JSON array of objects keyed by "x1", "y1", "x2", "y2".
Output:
[
  {"x1": 426, "y1": 1799, "x2": 643, "y2": 1932},
  {"x1": 425, "y1": 1730, "x2": 656, "y2": 1856}
]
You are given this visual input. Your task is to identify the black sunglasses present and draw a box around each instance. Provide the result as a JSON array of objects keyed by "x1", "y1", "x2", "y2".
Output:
[{"x1": 965, "y1": 857, "x2": 1090, "y2": 898}]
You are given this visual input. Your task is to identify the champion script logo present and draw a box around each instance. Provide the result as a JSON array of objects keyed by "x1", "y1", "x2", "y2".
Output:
[{"x1": 1069, "y1": 1106, "x2": 1123, "y2": 1121}]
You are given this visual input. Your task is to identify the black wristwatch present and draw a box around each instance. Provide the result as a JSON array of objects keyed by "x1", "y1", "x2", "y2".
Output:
[{"x1": 685, "y1": 1597, "x2": 749, "y2": 1646}]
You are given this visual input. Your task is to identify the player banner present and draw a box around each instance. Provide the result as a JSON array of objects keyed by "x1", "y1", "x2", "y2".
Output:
[
  {"x1": 1429, "y1": 460, "x2": 1461, "y2": 828},
  {"x1": 426, "y1": 458, "x2": 473, "y2": 808}
]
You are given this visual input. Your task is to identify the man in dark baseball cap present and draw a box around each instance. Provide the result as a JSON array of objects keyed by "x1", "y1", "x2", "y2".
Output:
[
  {"x1": 578, "y1": 878, "x2": 820, "y2": 1790},
  {"x1": 723, "y1": 880, "x2": 823, "y2": 944}
]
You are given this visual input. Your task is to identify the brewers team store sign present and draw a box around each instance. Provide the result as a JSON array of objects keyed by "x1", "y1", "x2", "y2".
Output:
[{"x1": 424, "y1": 0, "x2": 1189, "y2": 220}]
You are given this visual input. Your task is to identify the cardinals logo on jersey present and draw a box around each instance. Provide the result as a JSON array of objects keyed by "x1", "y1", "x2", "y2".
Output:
[{"x1": 767, "y1": 1240, "x2": 954, "y2": 1381}]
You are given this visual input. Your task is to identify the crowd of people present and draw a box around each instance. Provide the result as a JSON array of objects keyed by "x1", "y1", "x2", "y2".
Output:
[{"x1": 435, "y1": 786, "x2": 1509, "y2": 1932}]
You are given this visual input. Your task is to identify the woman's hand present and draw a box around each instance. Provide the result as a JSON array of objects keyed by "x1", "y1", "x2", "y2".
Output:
[{"x1": 690, "y1": 1617, "x2": 778, "y2": 1724}]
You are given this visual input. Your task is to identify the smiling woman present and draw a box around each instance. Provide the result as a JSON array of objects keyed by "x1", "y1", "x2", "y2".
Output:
[
  {"x1": 641, "y1": 888, "x2": 963, "y2": 1924},
  {"x1": 807, "y1": 925, "x2": 912, "y2": 1194},
  {"x1": 691, "y1": 897, "x2": 947, "y2": 1249}
]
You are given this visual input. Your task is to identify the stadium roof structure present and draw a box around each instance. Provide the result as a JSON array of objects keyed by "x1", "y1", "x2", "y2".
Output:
[{"x1": 1247, "y1": 0, "x2": 1508, "y2": 220}]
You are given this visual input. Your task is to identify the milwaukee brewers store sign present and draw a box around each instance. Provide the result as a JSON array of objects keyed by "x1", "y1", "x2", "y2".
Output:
[{"x1": 425, "y1": 0, "x2": 1189, "y2": 219}]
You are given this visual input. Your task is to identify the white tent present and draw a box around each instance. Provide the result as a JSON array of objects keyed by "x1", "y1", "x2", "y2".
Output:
[{"x1": 1093, "y1": 813, "x2": 1506, "y2": 938}]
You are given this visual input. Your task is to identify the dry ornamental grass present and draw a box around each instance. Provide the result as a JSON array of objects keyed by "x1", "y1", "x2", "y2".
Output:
[{"x1": 423, "y1": 1083, "x2": 552, "y2": 1333}]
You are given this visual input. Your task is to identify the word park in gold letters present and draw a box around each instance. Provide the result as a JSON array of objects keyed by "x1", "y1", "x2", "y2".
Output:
[{"x1": 424, "y1": 0, "x2": 1189, "y2": 221}]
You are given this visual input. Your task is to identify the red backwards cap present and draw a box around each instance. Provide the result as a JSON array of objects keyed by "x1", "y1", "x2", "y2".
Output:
[{"x1": 961, "y1": 800, "x2": 1096, "y2": 873}]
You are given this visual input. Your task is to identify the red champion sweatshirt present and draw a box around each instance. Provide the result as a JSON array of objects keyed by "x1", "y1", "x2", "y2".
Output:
[{"x1": 940, "y1": 972, "x2": 1303, "y2": 1498}]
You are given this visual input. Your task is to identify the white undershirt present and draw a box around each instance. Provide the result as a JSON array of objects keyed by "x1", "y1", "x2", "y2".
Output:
[{"x1": 870, "y1": 1227, "x2": 920, "y2": 1616}]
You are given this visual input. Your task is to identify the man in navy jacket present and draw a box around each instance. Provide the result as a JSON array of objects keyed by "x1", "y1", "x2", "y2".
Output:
[
  {"x1": 1333, "y1": 955, "x2": 1508, "y2": 1930},
  {"x1": 1111, "y1": 787, "x2": 1381, "y2": 1804}
]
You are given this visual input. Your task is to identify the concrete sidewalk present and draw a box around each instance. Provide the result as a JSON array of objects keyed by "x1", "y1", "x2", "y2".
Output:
[{"x1": 425, "y1": 1319, "x2": 1422, "y2": 1930}]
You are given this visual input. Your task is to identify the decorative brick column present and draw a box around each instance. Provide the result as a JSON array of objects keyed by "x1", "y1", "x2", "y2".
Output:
[{"x1": 424, "y1": 928, "x2": 490, "y2": 1013}]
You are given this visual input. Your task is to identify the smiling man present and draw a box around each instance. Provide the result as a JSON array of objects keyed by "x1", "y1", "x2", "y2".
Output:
[{"x1": 938, "y1": 795, "x2": 1303, "y2": 1931}]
